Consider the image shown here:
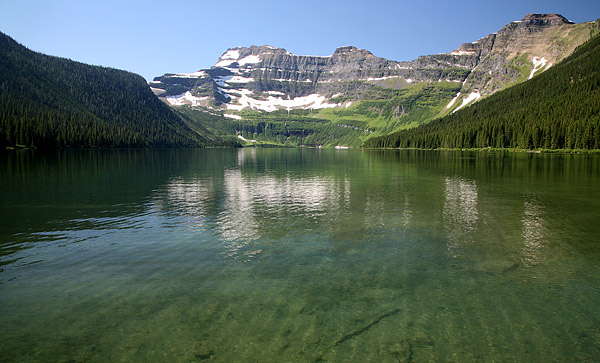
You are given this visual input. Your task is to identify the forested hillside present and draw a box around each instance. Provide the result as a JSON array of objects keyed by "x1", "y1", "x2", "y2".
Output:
[
  {"x1": 364, "y1": 32, "x2": 600, "y2": 150},
  {"x1": 0, "y1": 32, "x2": 205, "y2": 148}
]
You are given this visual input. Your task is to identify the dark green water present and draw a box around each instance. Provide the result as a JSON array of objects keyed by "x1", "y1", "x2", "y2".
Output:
[{"x1": 1, "y1": 148, "x2": 600, "y2": 362}]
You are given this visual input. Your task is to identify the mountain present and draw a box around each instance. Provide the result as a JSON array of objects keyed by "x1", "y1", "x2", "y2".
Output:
[
  {"x1": 363, "y1": 30, "x2": 600, "y2": 150},
  {"x1": 0, "y1": 32, "x2": 206, "y2": 149},
  {"x1": 151, "y1": 14, "x2": 599, "y2": 147}
]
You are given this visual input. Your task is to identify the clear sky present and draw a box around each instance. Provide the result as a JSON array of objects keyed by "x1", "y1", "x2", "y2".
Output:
[{"x1": 1, "y1": 0, "x2": 599, "y2": 81}]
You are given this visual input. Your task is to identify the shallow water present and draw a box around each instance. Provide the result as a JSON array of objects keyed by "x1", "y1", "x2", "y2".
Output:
[{"x1": 1, "y1": 148, "x2": 600, "y2": 361}]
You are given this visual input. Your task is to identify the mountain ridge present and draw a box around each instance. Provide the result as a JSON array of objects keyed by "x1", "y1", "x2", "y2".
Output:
[
  {"x1": 153, "y1": 13, "x2": 592, "y2": 107},
  {"x1": 151, "y1": 13, "x2": 598, "y2": 147}
]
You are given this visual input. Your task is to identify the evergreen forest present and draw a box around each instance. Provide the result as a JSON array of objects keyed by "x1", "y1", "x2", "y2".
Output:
[{"x1": 0, "y1": 32, "x2": 205, "y2": 149}]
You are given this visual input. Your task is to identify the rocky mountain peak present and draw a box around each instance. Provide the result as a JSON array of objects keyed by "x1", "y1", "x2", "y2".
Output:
[
  {"x1": 521, "y1": 13, "x2": 575, "y2": 26},
  {"x1": 333, "y1": 46, "x2": 374, "y2": 58},
  {"x1": 217, "y1": 45, "x2": 287, "y2": 59},
  {"x1": 454, "y1": 13, "x2": 577, "y2": 57},
  {"x1": 213, "y1": 45, "x2": 290, "y2": 68},
  {"x1": 446, "y1": 13, "x2": 585, "y2": 97}
]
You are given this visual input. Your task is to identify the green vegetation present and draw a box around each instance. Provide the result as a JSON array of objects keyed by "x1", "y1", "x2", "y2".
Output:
[
  {"x1": 173, "y1": 107, "x2": 241, "y2": 147},
  {"x1": 509, "y1": 53, "x2": 535, "y2": 83},
  {"x1": 364, "y1": 34, "x2": 600, "y2": 151},
  {"x1": 180, "y1": 81, "x2": 462, "y2": 147},
  {"x1": 0, "y1": 32, "x2": 205, "y2": 149}
]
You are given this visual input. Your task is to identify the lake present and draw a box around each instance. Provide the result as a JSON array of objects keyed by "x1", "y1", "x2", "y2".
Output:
[{"x1": 1, "y1": 148, "x2": 599, "y2": 361}]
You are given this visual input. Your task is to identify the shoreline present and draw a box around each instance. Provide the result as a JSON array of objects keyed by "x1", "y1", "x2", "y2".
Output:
[{"x1": 361, "y1": 147, "x2": 600, "y2": 154}]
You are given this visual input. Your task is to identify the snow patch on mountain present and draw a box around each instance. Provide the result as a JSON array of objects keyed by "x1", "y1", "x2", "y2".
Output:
[
  {"x1": 453, "y1": 91, "x2": 481, "y2": 113},
  {"x1": 237, "y1": 55, "x2": 261, "y2": 66},
  {"x1": 445, "y1": 92, "x2": 461, "y2": 110},
  {"x1": 216, "y1": 87, "x2": 231, "y2": 98},
  {"x1": 237, "y1": 134, "x2": 257, "y2": 143},
  {"x1": 226, "y1": 90, "x2": 338, "y2": 112},
  {"x1": 162, "y1": 71, "x2": 207, "y2": 79},
  {"x1": 222, "y1": 50, "x2": 240, "y2": 60},
  {"x1": 529, "y1": 56, "x2": 548, "y2": 79},
  {"x1": 166, "y1": 91, "x2": 209, "y2": 107},
  {"x1": 450, "y1": 50, "x2": 476, "y2": 56},
  {"x1": 215, "y1": 54, "x2": 261, "y2": 68},
  {"x1": 215, "y1": 59, "x2": 236, "y2": 68},
  {"x1": 272, "y1": 78, "x2": 313, "y2": 83},
  {"x1": 366, "y1": 75, "x2": 402, "y2": 81},
  {"x1": 214, "y1": 75, "x2": 255, "y2": 87}
]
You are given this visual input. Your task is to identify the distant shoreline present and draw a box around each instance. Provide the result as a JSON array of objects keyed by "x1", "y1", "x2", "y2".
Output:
[{"x1": 361, "y1": 147, "x2": 600, "y2": 154}]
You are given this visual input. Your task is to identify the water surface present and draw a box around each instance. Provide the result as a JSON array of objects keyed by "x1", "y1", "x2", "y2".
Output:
[{"x1": 1, "y1": 149, "x2": 599, "y2": 361}]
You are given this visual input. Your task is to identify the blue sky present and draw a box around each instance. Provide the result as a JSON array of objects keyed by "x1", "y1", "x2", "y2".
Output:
[{"x1": 1, "y1": 0, "x2": 599, "y2": 81}]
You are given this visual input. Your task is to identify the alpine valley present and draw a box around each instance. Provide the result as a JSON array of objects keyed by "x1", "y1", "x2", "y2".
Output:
[
  {"x1": 151, "y1": 13, "x2": 600, "y2": 148},
  {"x1": 1, "y1": 13, "x2": 599, "y2": 149}
]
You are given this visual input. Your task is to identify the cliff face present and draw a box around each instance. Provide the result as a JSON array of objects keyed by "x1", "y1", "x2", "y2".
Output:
[
  {"x1": 454, "y1": 13, "x2": 585, "y2": 96},
  {"x1": 150, "y1": 14, "x2": 597, "y2": 118},
  {"x1": 151, "y1": 43, "x2": 474, "y2": 109}
]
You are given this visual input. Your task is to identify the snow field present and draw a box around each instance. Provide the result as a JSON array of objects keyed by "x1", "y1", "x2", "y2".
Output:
[
  {"x1": 221, "y1": 50, "x2": 240, "y2": 60},
  {"x1": 529, "y1": 56, "x2": 549, "y2": 80},
  {"x1": 165, "y1": 91, "x2": 209, "y2": 107},
  {"x1": 453, "y1": 91, "x2": 481, "y2": 113},
  {"x1": 225, "y1": 89, "x2": 339, "y2": 112},
  {"x1": 215, "y1": 54, "x2": 261, "y2": 68},
  {"x1": 445, "y1": 92, "x2": 461, "y2": 110}
]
